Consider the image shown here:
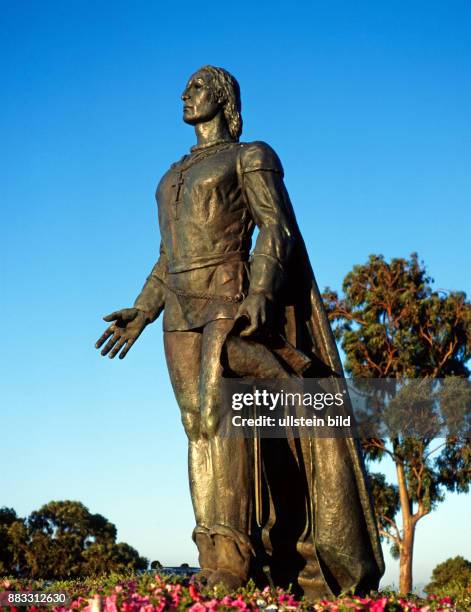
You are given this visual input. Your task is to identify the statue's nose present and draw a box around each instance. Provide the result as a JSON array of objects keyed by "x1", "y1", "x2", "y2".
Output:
[{"x1": 181, "y1": 90, "x2": 190, "y2": 101}]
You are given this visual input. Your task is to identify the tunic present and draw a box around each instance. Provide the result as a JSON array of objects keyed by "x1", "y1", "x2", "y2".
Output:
[{"x1": 134, "y1": 140, "x2": 295, "y2": 331}]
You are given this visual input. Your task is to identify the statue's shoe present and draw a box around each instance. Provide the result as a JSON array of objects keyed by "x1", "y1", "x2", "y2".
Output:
[
  {"x1": 207, "y1": 569, "x2": 246, "y2": 591},
  {"x1": 299, "y1": 576, "x2": 332, "y2": 602}
]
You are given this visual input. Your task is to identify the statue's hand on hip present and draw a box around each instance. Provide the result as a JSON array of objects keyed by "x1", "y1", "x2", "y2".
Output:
[
  {"x1": 235, "y1": 293, "x2": 270, "y2": 337},
  {"x1": 95, "y1": 308, "x2": 150, "y2": 359}
]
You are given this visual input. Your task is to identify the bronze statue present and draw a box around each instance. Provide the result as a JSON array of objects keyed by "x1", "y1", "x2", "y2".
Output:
[{"x1": 96, "y1": 66, "x2": 384, "y2": 599}]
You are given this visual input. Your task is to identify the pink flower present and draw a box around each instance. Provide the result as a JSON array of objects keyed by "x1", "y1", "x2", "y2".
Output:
[
  {"x1": 278, "y1": 593, "x2": 298, "y2": 607},
  {"x1": 189, "y1": 604, "x2": 207, "y2": 612},
  {"x1": 369, "y1": 596, "x2": 388, "y2": 612},
  {"x1": 231, "y1": 600, "x2": 249, "y2": 609},
  {"x1": 189, "y1": 584, "x2": 201, "y2": 601},
  {"x1": 205, "y1": 598, "x2": 220, "y2": 609},
  {"x1": 104, "y1": 595, "x2": 118, "y2": 612}
]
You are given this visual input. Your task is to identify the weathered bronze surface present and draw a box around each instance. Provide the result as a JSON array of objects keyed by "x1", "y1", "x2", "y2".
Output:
[{"x1": 95, "y1": 66, "x2": 384, "y2": 599}]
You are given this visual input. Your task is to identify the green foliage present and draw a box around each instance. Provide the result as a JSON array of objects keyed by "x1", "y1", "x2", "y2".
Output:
[
  {"x1": 323, "y1": 253, "x2": 471, "y2": 378},
  {"x1": 425, "y1": 556, "x2": 471, "y2": 593},
  {"x1": 367, "y1": 473, "x2": 400, "y2": 531},
  {"x1": 367, "y1": 473, "x2": 400, "y2": 559},
  {"x1": 0, "y1": 508, "x2": 28, "y2": 576},
  {"x1": 389, "y1": 543, "x2": 400, "y2": 561},
  {"x1": 0, "y1": 501, "x2": 148, "y2": 579},
  {"x1": 82, "y1": 542, "x2": 148, "y2": 575}
]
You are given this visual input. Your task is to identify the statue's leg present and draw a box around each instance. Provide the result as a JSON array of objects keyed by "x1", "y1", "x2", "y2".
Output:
[
  {"x1": 163, "y1": 329, "x2": 217, "y2": 581},
  {"x1": 198, "y1": 319, "x2": 255, "y2": 590}
]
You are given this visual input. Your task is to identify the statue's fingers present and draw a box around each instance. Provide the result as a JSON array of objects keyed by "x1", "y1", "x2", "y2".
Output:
[
  {"x1": 95, "y1": 327, "x2": 113, "y2": 349},
  {"x1": 100, "y1": 333, "x2": 120, "y2": 356},
  {"x1": 240, "y1": 319, "x2": 259, "y2": 337},
  {"x1": 108, "y1": 337, "x2": 127, "y2": 359},
  {"x1": 118, "y1": 338, "x2": 136, "y2": 359},
  {"x1": 103, "y1": 310, "x2": 125, "y2": 322},
  {"x1": 241, "y1": 308, "x2": 262, "y2": 337}
]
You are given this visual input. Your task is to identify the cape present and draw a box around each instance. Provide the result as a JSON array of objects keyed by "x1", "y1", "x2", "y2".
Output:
[{"x1": 257, "y1": 216, "x2": 386, "y2": 595}]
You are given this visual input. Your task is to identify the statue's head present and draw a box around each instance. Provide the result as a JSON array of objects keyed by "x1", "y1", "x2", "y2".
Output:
[{"x1": 181, "y1": 66, "x2": 242, "y2": 141}]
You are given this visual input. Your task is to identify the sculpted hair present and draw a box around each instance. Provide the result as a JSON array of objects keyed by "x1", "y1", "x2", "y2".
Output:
[{"x1": 199, "y1": 65, "x2": 243, "y2": 141}]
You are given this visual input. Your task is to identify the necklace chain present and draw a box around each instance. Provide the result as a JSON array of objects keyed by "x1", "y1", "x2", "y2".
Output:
[
  {"x1": 190, "y1": 139, "x2": 234, "y2": 153},
  {"x1": 178, "y1": 142, "x2": 235, "y2": 173}
]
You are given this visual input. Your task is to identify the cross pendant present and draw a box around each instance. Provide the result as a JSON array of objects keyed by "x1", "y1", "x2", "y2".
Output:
[{"x1": 172, "y1": 172, "x2": 185, "y2": 219}]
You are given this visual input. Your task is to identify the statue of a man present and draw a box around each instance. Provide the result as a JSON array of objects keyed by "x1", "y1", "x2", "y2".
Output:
[{"x1": 96, "y1": 66, "x2": 384, "y2": 599}]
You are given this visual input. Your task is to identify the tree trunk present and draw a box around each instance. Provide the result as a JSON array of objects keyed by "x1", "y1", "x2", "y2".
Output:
[
  {"x1": 399, "y1": 524, "x2": 415, "y2": 593},
  {"x1": 395, "y1": 458, "x2": 415, "y2": 593}
]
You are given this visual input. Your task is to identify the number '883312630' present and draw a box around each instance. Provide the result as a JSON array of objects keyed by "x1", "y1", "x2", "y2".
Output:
[{"x1": 0, "y1": 591, "x2": 70, "y2": 607}]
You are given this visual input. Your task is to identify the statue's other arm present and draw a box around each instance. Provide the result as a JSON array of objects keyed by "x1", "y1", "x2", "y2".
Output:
[
  {"x1": 235, "y1": 142, "x2": 296, "y2": 336},
  {"x1": 240, "y1": 141, "x2": 295, "y2": 300}
]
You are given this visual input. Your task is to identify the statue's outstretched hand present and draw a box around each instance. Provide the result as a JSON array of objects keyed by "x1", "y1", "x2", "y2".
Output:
[
  {"x1": 95, "y1": 308, "x2": 149, "y2": 359},
  {"x1": 235, "y1": 293, "x2": 269, "y2": 337}
]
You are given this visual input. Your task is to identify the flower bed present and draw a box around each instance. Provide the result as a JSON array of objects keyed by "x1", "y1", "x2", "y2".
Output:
[{"x1": 0, "y1": 575, "x2": 464, "y2": 611}]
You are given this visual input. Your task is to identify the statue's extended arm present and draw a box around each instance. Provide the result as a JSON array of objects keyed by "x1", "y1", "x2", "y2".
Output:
[
  {"x1": 133, "y1": 242, "x2": 168, "y2": 321},
  {"x1": 236, "y1": 142, "x2": 295, "y2": 336},
  {"x1": 95, "y1": 243, "x2": 168, "y2": 359}
]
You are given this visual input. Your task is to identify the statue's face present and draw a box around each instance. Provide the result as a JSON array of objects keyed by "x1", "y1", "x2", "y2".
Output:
[{"x1": 181, "y1": 70, "x2": 221, "y2": 125}]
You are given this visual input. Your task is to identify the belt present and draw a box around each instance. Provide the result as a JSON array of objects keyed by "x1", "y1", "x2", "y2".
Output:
[
  {"x1": 167, "y1": 250, "x2": 249, "y2": 274},
  {"x1": 156, "y1": 276, "x2": 245, "y2": 303}
]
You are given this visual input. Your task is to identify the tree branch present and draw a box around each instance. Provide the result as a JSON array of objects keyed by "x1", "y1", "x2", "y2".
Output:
[
  {"x1": 379, "y1": 528, "x2": 399, "y2": 545},
  {"x1": 424, "y1": 442, "x2": 447, "y2": 460},
  {"x1": 382, "y1": 515, "x2": 401, "y2": 543},
  {"x1": 432, "y1": 339, "x2": 457, "y2": 377},
  {"x1": 363, "y1": 438, "x2": 395, "y2": 460}
]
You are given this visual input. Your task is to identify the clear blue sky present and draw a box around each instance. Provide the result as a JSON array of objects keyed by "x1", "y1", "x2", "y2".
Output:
[{"x1": 1, "y1": 0, "x2": 470, "y2": 588}]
